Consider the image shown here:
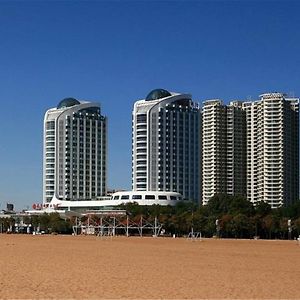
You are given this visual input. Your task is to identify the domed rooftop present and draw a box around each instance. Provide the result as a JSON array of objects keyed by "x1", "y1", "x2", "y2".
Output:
[
  {"x1": 57, "y1": 98, "x2": 80, "y2": 109},
  {"x1": 145, "y1": 89, "x2": 171, "y2": 101}
]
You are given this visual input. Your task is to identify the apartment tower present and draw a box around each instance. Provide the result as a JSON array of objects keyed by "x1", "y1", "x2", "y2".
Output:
[
  {"x1": 132, "y1": 89, "x2": 201, "y2": 203},
  {"x1": 202, "y1": 100, "x2": 246, "y2": 205},
  {"x1": 243, "y1": 93, "x2": 299, "y2": 208},
  {"x1": 226, "y1": 101, "x2": 247, "y2": 197},
  {"x1": 43, "y1": 98, "x2": 107, "y2": 204},
  {"x1": 202, "y1": 100, "x2": 227, "y2": 204}
]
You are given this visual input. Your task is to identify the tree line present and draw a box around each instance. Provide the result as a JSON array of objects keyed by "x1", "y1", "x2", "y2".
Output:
[
  {"x1": 1, "y1": 194, "x2": 300, "y2": 239},
  {"x1": 121, "y1": 194, "x2": 300, "y2": 239}
]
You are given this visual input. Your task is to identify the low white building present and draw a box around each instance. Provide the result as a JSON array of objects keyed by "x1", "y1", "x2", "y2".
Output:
[{"x1": 28, "y1": 191, "x2": 183, "y2": 214}]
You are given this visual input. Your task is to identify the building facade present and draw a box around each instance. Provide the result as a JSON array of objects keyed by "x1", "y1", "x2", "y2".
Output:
[
  {"x1": 226, "y1": 101, "x2": 247, "y2": 197},
  {"x1": 202, "y1": 100, "x2": 227, "y2": 204},
  {"x1": 202, "y1": 100, "x2": 246, "y2": 205},
  {"x1": 243, "y1": 93, "x2": 299, "y2": 208},
  {"x1": 202, "y1": 92, "x2": 299, "y2": 208},
  {"x1": 43, "y1": 98, "x2": 107, "y2": 204},
  {"x1": 132, "y1": 89, "x2": 201, "y2": 203}
]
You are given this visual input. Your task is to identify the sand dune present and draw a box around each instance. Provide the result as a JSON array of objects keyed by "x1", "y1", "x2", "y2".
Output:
[{"x1": 0, "y1": 235, "x2": 300, "y2": 299}]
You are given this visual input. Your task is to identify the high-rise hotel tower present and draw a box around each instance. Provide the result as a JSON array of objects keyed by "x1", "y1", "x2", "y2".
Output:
[
  {"x1": 43, "y1": 98, "x2": 107, "y2": 204},
  {"x1": 132, "y1": 89, "x2": 201, "y2": 203}
]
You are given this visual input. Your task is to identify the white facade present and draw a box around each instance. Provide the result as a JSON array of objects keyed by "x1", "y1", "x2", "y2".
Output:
[
  {"x1": 40, "y1": 191, "x2": 182, "y2": 212},
  {"x1": 43, "y1": 98, "x2": 107, "y2": 204},
  {"x1": 110, "y1": 191, "x2": 183, "y2": 206},
  {"x1": 132, "y1": 89, "x2": 201, "y2": 203},
  {"x1": 243, "y1": 93, "x2": 299, "y2": 208},
  {"x1": 202, "y1": 93, "x2": 299, "y2": 207},
  {"x1": 202, "y1": 100, "x2": 228, "y2": 204}
]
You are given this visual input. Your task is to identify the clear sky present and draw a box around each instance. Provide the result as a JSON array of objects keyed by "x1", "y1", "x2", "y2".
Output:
[{"x1": 0, "y1": 0, "x2": 299, "y2": 210}]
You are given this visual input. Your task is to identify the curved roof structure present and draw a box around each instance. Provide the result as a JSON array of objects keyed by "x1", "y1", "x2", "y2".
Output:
[
  {"x1": 145, "y1": 89, "x2": 171, "y2": 101},
  {"x1": 40, "y1": 191, "x2": 183, "y2": 211},
  {"x1": 57, "y1": 98, "x2": 80, "y2": 109}
]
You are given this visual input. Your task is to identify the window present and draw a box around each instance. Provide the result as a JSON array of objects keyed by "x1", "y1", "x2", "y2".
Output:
[
  {"x1": 121, "y1": 195, "x2": 129, "y2": 200},
  {"x1": 137, "y1": 114, "x2": 146, "y2": 123},
  {"x1": 137, "y1": 130, "x2": 147, "y2": 136},
  {"x1": 137, "y1": 178, "x2": 146, "y2": 182},
  {"x1": 113, "y1": 195, "x2": 120, "y2": 200},
  {"x1": 136, "y1": 172, "x2": 147, "y2": 177},
  {"x1": 145, "y1": 195, "x2": 155, "y2": 200},
  {"x1": 46, "y1": 121, "x2": 55, "y2": 130},
  {"x1": 137, "y1": 166, "x2": 147, "y2": 171},
  {"x1": 137, "y1": 148, "x2": 146, "y2": 153},
  {"x1": 137, "y1": 142, "x2": 147, "y2": 148},
  {"x1": 170, "y1": 196, "x2": 177, "y2": 200},
  {"x1": 158, "y1": 195, "x2": 167, "y2": 200},
  {"x1": 132, "y1": 195, "x2": 142, "y2": 200},
  {"x1": 137, "y1": 184, "x2": 146, "y2": 189},
  {"x1": 46, "y1": 158, "x2": 55, "y2": 163}
]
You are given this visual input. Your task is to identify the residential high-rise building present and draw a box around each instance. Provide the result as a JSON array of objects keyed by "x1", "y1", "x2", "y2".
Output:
[
  {"x1": 43, "y1": 98, "x2": 107, "y2": 204},
  {"x1": 132, "y1": 89, "x2": 201, "y2": 203},
  {"x1": 226, "y1": 101, "x2": 247, "y2": 197},
  {"x1": 243, "y1": 93, "x2": 299, "y2": 208},
  {"x1": 202, "y1": 100, "x2": 227, "y2": 204},
  {"x1": 202, "y1": 100, "x2": 246, "y2": 205},
  {"x1": 202, "y1": 92, "x2": 298, "y2": 208}
]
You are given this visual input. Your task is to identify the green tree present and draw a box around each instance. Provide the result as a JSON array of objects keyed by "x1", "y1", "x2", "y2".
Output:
[
  {"x1": 219, "y1": 214, "x2": 233, "y2": 238},
  {"x1": 206, "y1": 194, "x2": 230, "y2": 217},
  {"x1": 230, "y1": 214, "x2": 253, "y2": 238},
  {"x1": 228, "y1": 196, "x2": 254, "y2": 217},
  {"x1": 255, "y1": 201, "x2": 272, "y2": 217},
  {"x1": 262, "y1": 215, "x2": 279, "y2": 239},
  {"x1": 293, "y1": 217, "x2": 300, "y2": 236}
]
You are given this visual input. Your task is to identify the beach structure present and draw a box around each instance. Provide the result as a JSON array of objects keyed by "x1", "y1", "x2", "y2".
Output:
[{"x1": 31, "y1": 190, "x2": 183, "y2": 213}]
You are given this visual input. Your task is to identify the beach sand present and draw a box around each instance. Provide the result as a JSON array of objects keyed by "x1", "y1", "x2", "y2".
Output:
[{"x1": 0, "y1": 235, "x2": 300, "y2": 299}]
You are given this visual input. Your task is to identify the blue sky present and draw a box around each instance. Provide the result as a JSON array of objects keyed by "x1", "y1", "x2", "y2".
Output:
[{"x1": 0, "y1": 1, "x2": 299, "y2": 210}]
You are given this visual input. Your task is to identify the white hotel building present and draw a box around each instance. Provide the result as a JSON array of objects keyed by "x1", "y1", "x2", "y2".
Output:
[
  {"x1": 132, "y1": 89, "x2": 201, "y2": 203},
  {"x1": 43, "y1": 98, "x2": 107, "y2": 204}
]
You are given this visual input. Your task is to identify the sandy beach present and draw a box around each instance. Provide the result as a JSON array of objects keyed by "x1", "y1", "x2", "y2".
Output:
[{"x1": 0, "y1": 235, "x2": 300, "y2": 299}]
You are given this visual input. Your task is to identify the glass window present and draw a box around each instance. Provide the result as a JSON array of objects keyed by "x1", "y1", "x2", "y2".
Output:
[
  {"x1": 170, "y1": 196, "x2": 177, "y2": 200},
  {"x1": 136, "y1": 184, "x2": 146, "y2": 189},
  {"x1": 158, "y1": 195, "x2": 167, "y2": 200},
  {"x1": 137, "y1": 154, "x2": 147, "y2": 159},
  {"x1": 136, "y1": 166, "x2": 147, "y2": 171},
  {"x1": 145, "y1": 195, "x2": 155, "y2": 200},
  {"x1": 136, "y1": 114, "x2": 146, "y2": 123},
  {"x1": 121, "y1": 195, "x2": 129, "y2": 200},
  {"x1": 132, "y1": 195, "x2": 142, "y2": 200},
  {"x1": 113, "y1": 195, "x2": 120, "y2": 200}
]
